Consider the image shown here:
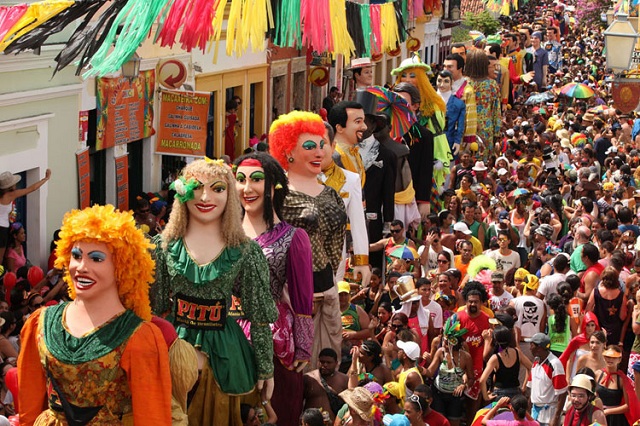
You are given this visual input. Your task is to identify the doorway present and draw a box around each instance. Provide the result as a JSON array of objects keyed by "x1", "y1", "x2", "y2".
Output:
[{"x1": 128, "y1": 139, "x2": 143, "y2": 206}]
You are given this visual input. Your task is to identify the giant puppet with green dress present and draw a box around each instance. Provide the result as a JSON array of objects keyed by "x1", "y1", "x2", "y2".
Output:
[
  {"x1": 18, "y1": 205, "x2": 172, "y2": 425},
  {"x1": 150, "y1": 159, "x2": 277, "y2": 426},
  {"x1": 391, "y1": 54, "x2": 453, "y2": 212}
]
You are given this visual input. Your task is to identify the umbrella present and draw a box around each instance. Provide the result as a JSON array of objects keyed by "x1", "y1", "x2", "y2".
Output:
[
  {"x1": 366, "y1": 86, "x2": 417, "y2": 140},
  {"x1": 525, "y1": 91, "x2": 556, "y2": 105},
  {"x1": 471, "y1": 403, "x2": 514, "y2": 426},
  {"x1": 588, "y1": 105, "x2": 608, "y2": 113},
  {"x1": 559, "y1": 82, "x2": 595, "y2": 99},
  {"x1": 509, "y1": 188, "x2": 530, "y2": 198},
  {"x1": 386, "y1": 244, "x2": 419, "y2": 260}
]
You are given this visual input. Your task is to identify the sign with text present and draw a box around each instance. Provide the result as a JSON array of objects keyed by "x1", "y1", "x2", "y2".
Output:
[
  {"x1": 115, "y1": 155, "x2": 129, "y2": 211},
  {"x1": 156, "y1": 90, "x2": 210, "y2": 156},
  {"x1": 76, "y1": 148, "x2": 90, "y2": 209},
  {"x1": 96, "y1": 70, "x2": 155, "y2": 150}
]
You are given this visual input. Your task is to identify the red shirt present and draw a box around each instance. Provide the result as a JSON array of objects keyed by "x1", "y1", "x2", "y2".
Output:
[
  {"x1": 580, "y1": 263, "x2": 604, "y2": 293},
  {"x1": 424, "y1": 409, "x2": 451, "y2": 426},
  {"x1": 457, "y1": 309, "x2": 490, "y2": 372}
]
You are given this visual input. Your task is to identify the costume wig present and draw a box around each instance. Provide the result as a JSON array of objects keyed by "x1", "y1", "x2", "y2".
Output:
[
  {"x1": 162, "y1": 159, "x2": 247, "y2": 249},
  {"x1": 268, "y1": 111, "x2": 325, "y2": 170},
  {"x1": 233, "y1": 151, "x2": 289, "y2": 230},
  {"x1": 393, "y1": 67, "x2": 446, "y2": 118},
  {"x1": 54, "y1": 204, "x2": 155, "y2": 320}
]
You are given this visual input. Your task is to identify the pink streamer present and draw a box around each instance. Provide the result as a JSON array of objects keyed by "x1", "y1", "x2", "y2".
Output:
[
  {"x1": 413, "y1": 0, "x2": 425, "y2": 17},
  {"x1": 157, "y1": 0, "x2": 192, "y2": 48},
  {"x1": 179, "y1": 0, "x2": 218, "y2": 52},
  {"x1": 0, "y1": 4, "x2": 28, "y2": 42},
  {"x1": 301, "y1": 0, "x2": 331, "y2": 52},
  {"x1": 369, "y1": 4, "x2": 381, "y2": 54}
]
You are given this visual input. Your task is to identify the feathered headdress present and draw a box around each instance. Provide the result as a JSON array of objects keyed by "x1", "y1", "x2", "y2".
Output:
[
  {"x1": 443, "y1": 313, "x2": 468, "y2": 346},
  {"x1": 466, "y1": 254, "x2": 496, "y2": 280}
]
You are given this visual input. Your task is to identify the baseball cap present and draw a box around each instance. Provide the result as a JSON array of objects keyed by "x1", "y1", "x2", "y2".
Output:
[
  {"x1": 526, "y1": 332, "x2": 551, "y2": 348},
  {"x1": 491, "y1": 271, "x2": 505, "y2": 282},
  {"x1": 534, "y1": 224, "x2": 554, "y2": 240},
  {"x1": 383, "y1": 414, "x2": 410, "y2": 426},
  {"x1": 506, "y1": 129, "x2": 515, "y2": 137},
  {"x1": 498, "y1": 210, "x2": 510, "y2": 220},
  {"x1": 397, "y1": 340, "x2": 421, "y2": 361},
  {"x1": 489, "y1": 312, "x2": 515, "y2": 329},
  {"x1": 498, "y1": 168, "x2": 508, "y2": 176},
  {"x1": 453, "y1": 222, "x2": 472, "y2": 235},
  {"x1": 338, "y1": 281, "x2": 351, "y2": 294}
]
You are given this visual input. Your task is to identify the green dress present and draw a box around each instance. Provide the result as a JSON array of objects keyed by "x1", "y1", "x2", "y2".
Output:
[{"x1": 151, "y1": 236, "x2": 277, "y2": 394}]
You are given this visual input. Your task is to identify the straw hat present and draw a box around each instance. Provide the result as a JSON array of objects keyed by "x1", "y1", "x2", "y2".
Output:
[
  {"x1": 0, "y1": 172, "x2": 21, "y2": 190},
  {"x1": 339, "y1": 387, "x2": 374, "y2": 421}
]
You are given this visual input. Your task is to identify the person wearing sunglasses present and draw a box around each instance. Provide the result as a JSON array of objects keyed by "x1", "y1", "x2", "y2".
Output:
[
  {"x1": 420, "y1": 227, "x2": 453, "y2": 275},
  {"x1": 370, "y1": 220, "x2": 417, "y2": 269},
  {"x1": 403, "y1": 394, "x2": 429, "y2": 426}
]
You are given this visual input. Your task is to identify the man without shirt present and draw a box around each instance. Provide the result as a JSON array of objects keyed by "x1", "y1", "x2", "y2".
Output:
[{"x1": 303, "y1": 348, "x2": 349, "y2": 422}]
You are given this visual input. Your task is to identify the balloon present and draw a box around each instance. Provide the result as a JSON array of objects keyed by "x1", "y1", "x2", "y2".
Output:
[{"x1": 27, "y1": 266, "x2": 44, "y2": 287}]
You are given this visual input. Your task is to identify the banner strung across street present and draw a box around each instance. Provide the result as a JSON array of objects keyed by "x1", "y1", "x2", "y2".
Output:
[{"x1": 156, "y1": 90, "x2": 210, "y2": 156}]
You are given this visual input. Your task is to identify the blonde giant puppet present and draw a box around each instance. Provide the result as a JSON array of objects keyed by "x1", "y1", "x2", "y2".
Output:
[{"x1": 392, "y1": 54, "x2": 452, "y2": 212}]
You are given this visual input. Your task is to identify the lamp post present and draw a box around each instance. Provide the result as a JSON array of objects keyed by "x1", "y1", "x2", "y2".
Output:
[
  {"x1": 604, "y1": 13, "x2": 638, "y2": 71},
  {"x1": 121, "y1": 52, "x2": 141, "y2": 80}
]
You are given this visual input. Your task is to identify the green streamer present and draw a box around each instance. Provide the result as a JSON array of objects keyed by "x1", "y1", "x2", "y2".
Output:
[
  {"x1": 275, "y1": 0, "x2": 301, "y2": 48},
  {"x1": 85, "y1": 0, "x2": 171, "y2": 78},
  {"x1": 360, "y1": 4, "x2": 371, "y2": 57}
]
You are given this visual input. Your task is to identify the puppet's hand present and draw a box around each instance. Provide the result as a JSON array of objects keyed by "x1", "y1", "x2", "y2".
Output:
[
  {"x1": 293, "y1": 361, "x2": 308, "y2": 373},
  {"x1": 352, "y1": 266, "x2": 371, "y2": 289},
  {"x1": 257, "y1": 377, "x2": 275, "y2": 402}
]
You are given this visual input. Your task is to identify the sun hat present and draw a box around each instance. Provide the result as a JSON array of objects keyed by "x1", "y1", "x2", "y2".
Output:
[
  {"x1": 569, "y1": 374, "x2": 595, "y2": 394},
  {"x1": 473, "y1": 161, "x2": 488, "y2": 172},
  {"x1": 350, "y1": 57, "x2": 373, "y2": 69},
  {"x1": 397, "y1": 340, "x2": 420, "y2": 361},
  {"x1": 339, "y1": 387, "x2": 375, "y2": 421},
  {"x1": 526, "y1": 332, "x2": 551, "y2": 348},
  {"x1": 391, "y1": 54, "x2": 431, "y2": 76},
  {"x1": 602, "y1": 346, "x2": 622, "y2": 358},
  {"x1": 0, "y1": 172, "x2": 21, "y2": 190},
  {"x1": 453, "y1": 222, "x2": 472, "y2": 235},
  {"x1": 338, "y1": 281, "x2": 351, "y2": 294}
]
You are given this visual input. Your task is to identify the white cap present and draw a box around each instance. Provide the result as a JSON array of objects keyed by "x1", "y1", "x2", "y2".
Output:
[
  {"x1": 453, "y1": 222, "x2": 472, "y2": 235},
  {"x1": 506, "y1": 129, "x2": 515, "y2": 137},
  {"x1": 396, "y1": 340, "x2": 421, "y2": 361},
  {"x1": 498, "y1": 168, "x2": 508, "y2": 176}
]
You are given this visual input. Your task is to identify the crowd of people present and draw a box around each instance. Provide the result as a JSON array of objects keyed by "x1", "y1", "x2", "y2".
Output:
[{"x1": 2, "y1": 0, "x2": 640, "y2": 424}]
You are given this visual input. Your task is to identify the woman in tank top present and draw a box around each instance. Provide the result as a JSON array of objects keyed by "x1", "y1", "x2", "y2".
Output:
[
  {"x1": 480, "y1": 326, "x2": 532, "y2": 400},
  {"x1": 587, "y1": 267, "x2": 628, "y2": 346}
]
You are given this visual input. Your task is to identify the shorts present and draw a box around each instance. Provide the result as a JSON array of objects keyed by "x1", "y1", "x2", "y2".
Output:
[
  {"x1": 0, "y1": 226, "x2": 7, "y2": 248},
  {"x1": 431, "y1": 386, "x2": 464, "y2": 420}
]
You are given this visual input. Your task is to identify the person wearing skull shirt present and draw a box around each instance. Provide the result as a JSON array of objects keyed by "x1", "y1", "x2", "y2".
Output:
[{"x1": 510, "y1": 274, "x2": 546, "y2": 363}]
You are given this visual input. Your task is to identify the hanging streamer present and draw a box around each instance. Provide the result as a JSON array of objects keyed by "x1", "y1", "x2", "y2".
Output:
[
  {"x1": 5, "y1": 1, "x2": 106, "y2": 54},
  {"x1": 301, "y1": 0, "x2": 332, "y2": 52},
  {"x1": 241, "y1": 0, "x2": 273, "y2": 54},
  {"x1": 359, "y1": 4, "x2": 371, "y2": 57},
  {"x1": 273, "y1": 0, "x2": 301, "y2": 48},
  {"x1": 394, "y1": 0, "x2": 407, "y2": 43},
  {"x1": 379, "y1": 2, "x2": 400, "y2": 53},
  {"x1": 328, "y1": 0, "x2": 355, "y2": 60},
  {"x1": 369, "y1": 4, "x2": 382, "y2": 54},
  {"x1": 0, "y1": 0, "x2": 74, "y2": 52},
  {"x1": 346, "y1": 2, "x2": 365, "y2": 57},
  {"x1": 0, "y1": 4, "x2": 29, "y2": 44},
  {"x1": 85, "y1": 0, "x2": 171, "y2": 77}
]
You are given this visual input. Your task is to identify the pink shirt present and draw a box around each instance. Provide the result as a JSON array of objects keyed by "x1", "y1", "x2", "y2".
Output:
[{"x1": 5, "y1": 246, "x2": 26, "y2": 272}]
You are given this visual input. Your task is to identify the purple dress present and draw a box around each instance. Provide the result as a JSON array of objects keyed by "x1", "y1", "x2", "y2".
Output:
[{"x1": 255, "y1": 222, "x2": 314, "y2": 425}]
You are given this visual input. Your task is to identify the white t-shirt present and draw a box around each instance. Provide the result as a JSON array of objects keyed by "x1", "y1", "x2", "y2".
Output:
[
  {"x1": 489, "y1": 291, "x2": 513, "y2": 312},
  {"x1": 537, "y1": 272, "x2": 567, "y2": 301},
  {"x1": 488, "y1": 249, "x2": 521, "y2": 272},
  {"x1": 422, "y1": 299, "x2": 444, "y2": 329},
  {"x1": 418, "y1": 244, "x2": 454, "y2": 276},
  {"x1": 513, "y1": 295, "x2": 546, "y2": 338}
]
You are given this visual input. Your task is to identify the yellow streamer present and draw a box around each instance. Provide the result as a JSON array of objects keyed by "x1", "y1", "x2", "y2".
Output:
[
  {"x1": 380, "y1": 2, "x2": 400, "y2": 54},
  {"x1": 242, "y1": 0, "x2": 272, "y2": 54},
  {"x1": 329, "y1": 0, "x2": 355, "y2": 61},
  {"x1": 0, "y1": 0, "x2": 74, "y2": 52}
]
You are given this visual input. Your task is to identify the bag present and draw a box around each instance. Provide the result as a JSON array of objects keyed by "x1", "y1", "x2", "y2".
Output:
[{"x1": 320, "y1": 376, "x2": 345, "y2": 415}]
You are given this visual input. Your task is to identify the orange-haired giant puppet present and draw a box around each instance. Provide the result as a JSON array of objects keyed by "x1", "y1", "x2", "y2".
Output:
[
  {"x1": 269, "y1": 110, "x2": 347, "y2": 369},
  {"x1": 18, "y1": 204, "x2": 172, "y2": 425}
]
